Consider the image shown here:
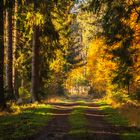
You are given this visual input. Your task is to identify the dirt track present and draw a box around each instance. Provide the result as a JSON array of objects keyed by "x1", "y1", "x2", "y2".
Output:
[{"x1": 29, "y1": 102, "x2": 138, "y2": 140}]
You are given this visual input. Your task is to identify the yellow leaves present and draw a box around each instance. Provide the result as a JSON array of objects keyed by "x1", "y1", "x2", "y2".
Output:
[
  {"x1": 86, "y1": 38, "x2": 117, "y2": 92},
  {"x1": 116, "y1": 3, "x2": 140, "y2": 90},
  {"x1": 65, "y1": 67, "x2": 86, "y2": 91},
  {"x1": 135, "y1": 76, "x2": 140, "y2": 83},
  {"x1": 130, "y1": 10, "x2": 140, "y2": 30},
  {"x1": 26, "y1": 12, "x2": 44, "y2": 27},
  {"x1": 87, "y1": 38, "x2": 105, "y2": 65},
  {"x1": 128, "y1": 8, "x2": 140, "y2": 86},
  {"x1": 121, "y1": 5, "x2": 140, "y2": 36},
  {"x1": 35, "y1": 12, "x2": 44, "y2": 26},
  {"x1": 121, "y1": 4, "x2": 140, "y2": 47},
  {"x1": 70, "y1": 67, "x2": 84, "y2": 78},
  {"x1": 50, "y1": 50, "x2": 66, "y2": 73}
]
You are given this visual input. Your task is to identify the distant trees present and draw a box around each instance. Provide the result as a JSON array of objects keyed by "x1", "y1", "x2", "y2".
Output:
[
  {"x1": 85, "y1": 0, "x2": 140, "y2": 101},
  {"x1": 64, "y1": 0, "x2": 140, "y2": 101}
]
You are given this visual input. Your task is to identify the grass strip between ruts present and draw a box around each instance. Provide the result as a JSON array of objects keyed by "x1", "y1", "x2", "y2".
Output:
[{"x1": 69, "y1": 106, "x2": 89, "y2": 139}]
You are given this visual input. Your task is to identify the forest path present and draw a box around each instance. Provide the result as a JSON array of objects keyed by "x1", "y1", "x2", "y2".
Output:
[
  {"x1": 30, "y1": 102, "x2": 137, "y2": 140},
  {"x1": 30, "y1": 102, "x2": 74, "y2": 140},
  {"x1": 84, "y1": 103, "x2": 121, "y2": 140}
]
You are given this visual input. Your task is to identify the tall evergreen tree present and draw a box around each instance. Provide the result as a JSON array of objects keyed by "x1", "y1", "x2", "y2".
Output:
[
  {"x1": 0, "y1": 0, "x2": 6, "y2": 110},
  {"x1": 31, "y1": 1, "x2": 40, "y2": 102},
  {"x1": 6, "y1": 0, "x2": 14, "y2": 98}
]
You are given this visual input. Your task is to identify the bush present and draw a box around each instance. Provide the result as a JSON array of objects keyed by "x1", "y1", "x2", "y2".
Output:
[{"x1": 18, "y1": 87, "x2": 30, "y2": 100}]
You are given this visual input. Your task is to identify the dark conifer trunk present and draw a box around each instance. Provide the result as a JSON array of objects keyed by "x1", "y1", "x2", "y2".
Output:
[
  {"x1": 31, "y1": 25, "x2": 40, "y2": 102},
  {"x1": 31, "y1": 1, "x2": 40, "y2": 102},
  {"x1": 6, "y1": 0, "x2": 14, "y2": 99},
  {"x1": 0, "y1": 0, "x2": 6, "y2": 110}
]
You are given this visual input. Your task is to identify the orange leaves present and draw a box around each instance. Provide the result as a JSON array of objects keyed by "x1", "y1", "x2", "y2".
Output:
[
  {"x1": 86, "y1": 38, "x2": 117, "y2": 92},
  {"x1": 121, "y1": 3, "x2": 140, "y2": 45}
]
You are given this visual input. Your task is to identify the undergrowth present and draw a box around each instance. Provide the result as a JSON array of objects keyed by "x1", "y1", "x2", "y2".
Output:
[
  {"x1": 95, "y1": 100, "x2": 140, "y2": 140},
  {"x1": 0, "y1": 103, "x2": 54, "y2": 140}
]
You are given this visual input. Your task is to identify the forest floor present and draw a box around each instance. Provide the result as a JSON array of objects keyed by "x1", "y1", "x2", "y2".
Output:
[{"x1": 0, "y1": 98, "x2": 140, "y2": 140}]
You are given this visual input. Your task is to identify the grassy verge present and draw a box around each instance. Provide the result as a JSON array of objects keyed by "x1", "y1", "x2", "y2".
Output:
[
  {"x1": 95, "y1": 100, "x2": 140, "y2": 140},
  {"x1": 98, "y1": 103, "x2": 128, "y2": 126},
  {"x1": 122, "y1": 132, "x2": 140, "y2": 140},
  {"x1": 0, "y1": 104, "x2": 54, "y2": 140},
  {"x1": 69, "y1": 106, "x2": 88, "y2": 139}
]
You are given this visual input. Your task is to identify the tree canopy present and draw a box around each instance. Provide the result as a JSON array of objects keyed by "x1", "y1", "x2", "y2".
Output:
[{"x1": 0, "y1": 0, "x2": 139, "y2": 108}]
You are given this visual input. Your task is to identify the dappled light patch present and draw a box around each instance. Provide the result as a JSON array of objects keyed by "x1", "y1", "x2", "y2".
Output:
[
  {"x1": 97, "y1": 104, "x2": 128, "y2": 126},
  {"x1": 122, "y1": 132, "x2": 140, "y2": 140},
  {"x1": 0, "y1": 104, "x2": 54, "y2": 139}
]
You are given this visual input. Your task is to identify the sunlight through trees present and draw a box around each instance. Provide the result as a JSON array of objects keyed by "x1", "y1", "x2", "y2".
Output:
[{"x1": 0, "y1": 0, "x2": 139, "y2": 108}]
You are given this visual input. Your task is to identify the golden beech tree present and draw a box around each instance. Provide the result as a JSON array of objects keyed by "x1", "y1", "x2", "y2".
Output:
[{"x1": 87, "y1": 38, "x2": 117, "y2": 96}]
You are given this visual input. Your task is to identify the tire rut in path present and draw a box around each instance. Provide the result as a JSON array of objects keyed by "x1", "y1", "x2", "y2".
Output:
[
  {"x1": 85, "y1": 103, "x2": 121, "y2": 140},
  {"x1": 30, "y1": 104, "x2": 73, "y2": 140}
]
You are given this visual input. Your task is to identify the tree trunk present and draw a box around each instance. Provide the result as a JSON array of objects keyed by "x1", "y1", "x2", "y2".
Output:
[
  {"x1": 31, "y1": 1, "x2": 40, "y2": 102},
  {"x1": 6, "y1": 0, "x2": 14, "y2": 99},
  {"x1": 31, "y1": 25, "x2": 40, "y2": 102},
  {"x1": 0, "y1": 0, "x2": 6, "y2": 110},
  {"x1": 13, "y1": 0, "x2": 19, "y2": 99}
]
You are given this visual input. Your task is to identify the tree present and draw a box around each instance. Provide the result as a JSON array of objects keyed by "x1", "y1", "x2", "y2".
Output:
[
  {"x1": 0, "y1": 0, "x2": 6, "y2": 110},
  {"x1": 31, "y1": 1, "x2": 40, "y2": 102},
  {"x1": 85, "y1": 0, "x2": 140, "y2": 99},
  {"x1": 5, "y1": 0, "x2": 14, "y2": 99},
  {"x1": 13, "y1": 0, "x2": 19, "y2": 99}
]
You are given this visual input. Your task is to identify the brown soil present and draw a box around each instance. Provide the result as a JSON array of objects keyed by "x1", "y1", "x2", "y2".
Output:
[
  {"x1": 84, "y1": 103, "x2": 121, "y2": 140},
  {"x1": 28, "y1": 103, "x2": 73, "y2": 140}
]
